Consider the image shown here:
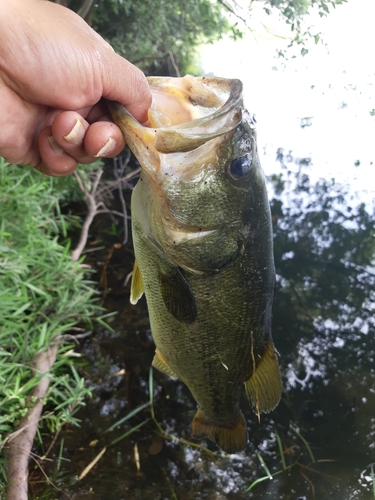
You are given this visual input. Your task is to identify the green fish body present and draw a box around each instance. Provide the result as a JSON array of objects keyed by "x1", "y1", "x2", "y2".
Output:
[{"x1": 108, "y1": 76, "x2": 281, "y2": 453}]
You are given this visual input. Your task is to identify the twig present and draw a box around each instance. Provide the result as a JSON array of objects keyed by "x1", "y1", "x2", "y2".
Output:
[
  {"x1": 96, "y1": 205, "x2": 130, "y2": 219},
  {"x1": 6, "y1": 345, "x2": 58, "y2": 500},
  {"x1": 81, "y1": 245, "x2": 106, "y2": 254},
  {"x1": 97, "y1": 166, "x2": 140, "y2": 194},
  {"x1": 168, "y1": 51, "x2": 181, "y2": 77},
  {"x1": 78, "y1": 447, "x2": 107, "y2": 481},
  {"x1": 71, "y1": 162, "x2": 138, "y2": 261},
  {"x1": 71, "y1": 168, "x2": 103, "y2": 261},
  {"x1": 217, "y1": 0, "x2": 247, "y2": 24},
  {"x1": 61, "y1": 331, "x2": 93, "y2": 343},
  {"x1": 29, "y1": 454, "x2": 73, "y2": 500},
  {"x1": 123, "y1": 270, "x2": 133, "y2": 287},
  {"x1": 42, "y1": 429, "x2": 61, "y2": 460}
]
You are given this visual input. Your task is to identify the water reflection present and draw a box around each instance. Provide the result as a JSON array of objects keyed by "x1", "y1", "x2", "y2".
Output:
[{"x1": 44, "y1": 157, "x2": 375, "y2": 500}]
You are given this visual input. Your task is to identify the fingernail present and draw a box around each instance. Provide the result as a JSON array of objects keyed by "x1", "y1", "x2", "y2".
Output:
[
  {"x1": 94, "y1": 137, "x2": 116, "y2": 157},
  {"x1": 48, "y1": 136, "x2": 64, "y2": 155},
  {"x1": 63, "y1": 119, "x2": 85, "y2": 145}
]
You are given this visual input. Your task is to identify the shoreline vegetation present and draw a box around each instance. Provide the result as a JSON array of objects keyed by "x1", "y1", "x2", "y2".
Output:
[{"x1": 0, "y1": 160, "x2": 109, "y2": 498}]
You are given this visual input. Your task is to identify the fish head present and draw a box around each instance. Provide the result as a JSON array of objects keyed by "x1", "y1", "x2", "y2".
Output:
[{"x1": 108, "y1": 75, "x2": 265, "y2": 273}]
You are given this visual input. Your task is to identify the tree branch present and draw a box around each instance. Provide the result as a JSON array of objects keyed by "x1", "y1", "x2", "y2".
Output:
[
  {"x1": 6, "y1": 345, "x2": 59, "y2": 500},
  {"x1": 217, "y1": 0, "x2": 247, "y2": 24},
  {"x1": 71, "y1": 168, "x2": 103, "y2": 261}
]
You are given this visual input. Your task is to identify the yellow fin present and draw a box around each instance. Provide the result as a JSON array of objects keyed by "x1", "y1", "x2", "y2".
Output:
[
  {"x1": 244, "y1": 339, "x2": 281, "y2": 417},
  {"x1": 152, "y1": 349, "x2": 179, "y2": 379},
  {"x1": 130, "y1": 260, "x2": 143, "y2": 305},
  {"x1": 191, "y1": 409, "x2": 247, "y2": 454}
]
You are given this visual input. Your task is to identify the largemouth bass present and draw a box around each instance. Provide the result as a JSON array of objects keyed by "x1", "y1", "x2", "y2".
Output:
[{"x1": 108, "y1": 75, "x2": 281, "y2": 453}]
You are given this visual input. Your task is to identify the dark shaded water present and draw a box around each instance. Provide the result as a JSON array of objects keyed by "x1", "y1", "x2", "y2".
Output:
[{"x1": 34, "y1": 161, "x2": 375, "y2": 500}]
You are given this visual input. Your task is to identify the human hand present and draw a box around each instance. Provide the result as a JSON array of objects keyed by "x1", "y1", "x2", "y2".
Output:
[{"x1": 0, "y1": 0, "x2": 151, "y2": 176}]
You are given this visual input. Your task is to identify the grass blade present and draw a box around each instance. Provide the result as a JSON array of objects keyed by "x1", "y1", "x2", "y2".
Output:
[
  {"x1": 110, "y1": 419, "x2": 150, "y2": 446},
  {"x1": 104, "y1": 401, "x2": 150, "y2": 433},
  {"x1": 275, "y1": 430, "x2": 286, "y2": 470},
  {"x1": 246, "y1": 475, "x2": 273, "y2": 491},
  {"x1": 257, "y1": 452, "x2": 272, "y2": 478},
  {"x1": 291, "y1": 426, "x2": 315, "y2": 464}
]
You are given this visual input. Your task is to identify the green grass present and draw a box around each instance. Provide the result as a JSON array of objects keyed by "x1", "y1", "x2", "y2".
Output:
[
  {"x1": 0, "y1": 159, "x2": 108, "y2": 484},
  {"x1": 246, "y1": 426, "x2": 318, "y2": 494},
  {"x1": 102, "y1": 366, "x2": 218, "y2": 458}
]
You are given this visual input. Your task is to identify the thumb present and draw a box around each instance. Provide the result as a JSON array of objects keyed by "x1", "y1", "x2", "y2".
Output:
[{"x1": 101, "y1": 51, "x2": 152, "y2": 124}]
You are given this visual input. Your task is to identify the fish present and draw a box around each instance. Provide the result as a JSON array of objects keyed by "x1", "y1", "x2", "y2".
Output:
[{"x1": 108, "y1": 75, "x2": 281, "y2": 453}]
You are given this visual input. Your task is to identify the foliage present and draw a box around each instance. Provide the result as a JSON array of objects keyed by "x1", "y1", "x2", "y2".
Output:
[
  {"x1": 53, "y1": 0, "x2": 349, "y2": 75},
  {"x1": 57, "y1": 0, "x2": 347, "y2": 76},
  {"x1": 261, "y1": 0, "x2": 347, "y2": 56},
  {"x1": 90, "y1": 0, "x2": 243, "y2": 75},
  {"x1": 0, "y1": 160, "x2": 107, "y2": 447}
]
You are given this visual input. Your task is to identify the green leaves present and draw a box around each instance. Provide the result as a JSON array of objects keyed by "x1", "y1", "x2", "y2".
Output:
[
  {"x1": 0, "y1": 159, "x2": 101, "y2": 442},
  {"x1": 262, "y1": 0, "x2": 347, "y2": 56},
  {"x1": 90, "y1": 0, "x2": 244, "y2": 75}
]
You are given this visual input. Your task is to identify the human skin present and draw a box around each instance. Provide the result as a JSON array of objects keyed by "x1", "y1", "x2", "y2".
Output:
[{"x1": 0, "y1": 0, "x2": 152, "y2": 176}]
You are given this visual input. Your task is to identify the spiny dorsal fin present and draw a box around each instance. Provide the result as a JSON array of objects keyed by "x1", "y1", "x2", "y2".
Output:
[
  {"x1": 158, "y1": 267, "x2": 197, "y2": 323},
  {"x1": 152, "y1": 349, "x2": 179, "y2": 379},
  {"x1": 192, "y1": 408, "x2": 247, "y2": 454},
  {"x1": 244, "y1": 339, "x2": 281, "y2": 417},
  {"x1": 130, "y1": 260, "x2": 144, "y2": 305}
]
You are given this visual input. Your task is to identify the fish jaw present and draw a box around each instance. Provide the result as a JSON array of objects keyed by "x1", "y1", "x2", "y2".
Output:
[
  {"x1": 107, "y1": 75, "x2": 243, "y2": 176},
  {"x1": 107, "y1": 101, "x2": 159, "y2": 179}
]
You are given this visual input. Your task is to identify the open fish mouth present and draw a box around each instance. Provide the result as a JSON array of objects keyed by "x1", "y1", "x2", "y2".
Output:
[{"x1": 107, "y1": 75, "x2": 246, "y2": 171}]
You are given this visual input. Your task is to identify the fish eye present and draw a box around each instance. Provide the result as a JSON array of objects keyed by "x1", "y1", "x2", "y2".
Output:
[{"x1": 228, "y1": 154, "x2": 252, "y2": 181}]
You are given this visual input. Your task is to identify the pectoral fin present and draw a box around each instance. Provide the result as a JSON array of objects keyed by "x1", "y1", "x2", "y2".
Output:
[
  {"x1": 244, "y1": 340, "x2": 281, "y2": 418},
  {"x1": 152, "y1": 349, "x2": 179, "y2": 379},
  {"x1": 159, "y1": 267, "x2": 197, "y2": 323},
  {"x1": 130, "y1": 260, "x2": 144, "y2": 305}
]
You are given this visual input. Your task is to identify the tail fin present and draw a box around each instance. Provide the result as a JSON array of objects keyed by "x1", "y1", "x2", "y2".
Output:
[{"x1": 192, "y1": 409, "x2": 247, "y2": 453}]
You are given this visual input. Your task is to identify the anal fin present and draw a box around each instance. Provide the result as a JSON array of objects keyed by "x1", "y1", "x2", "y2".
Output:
[
  {"x1": 192, "y1": 408, "x2": 247, "y2": 454},
  {"x1": 152, "y1": 348, "x2": 179, "y2": 379},
  {"x1": 130, "y1": 259, "x2": 143, "y2": 305},
  {"x1": 244, "y1": 339, "x2": 281, "y2": 417}
]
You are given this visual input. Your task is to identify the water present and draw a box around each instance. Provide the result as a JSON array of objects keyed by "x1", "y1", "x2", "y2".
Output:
[{"x1": 32, "y1": 155, "x2": 375, "y2": 500}]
